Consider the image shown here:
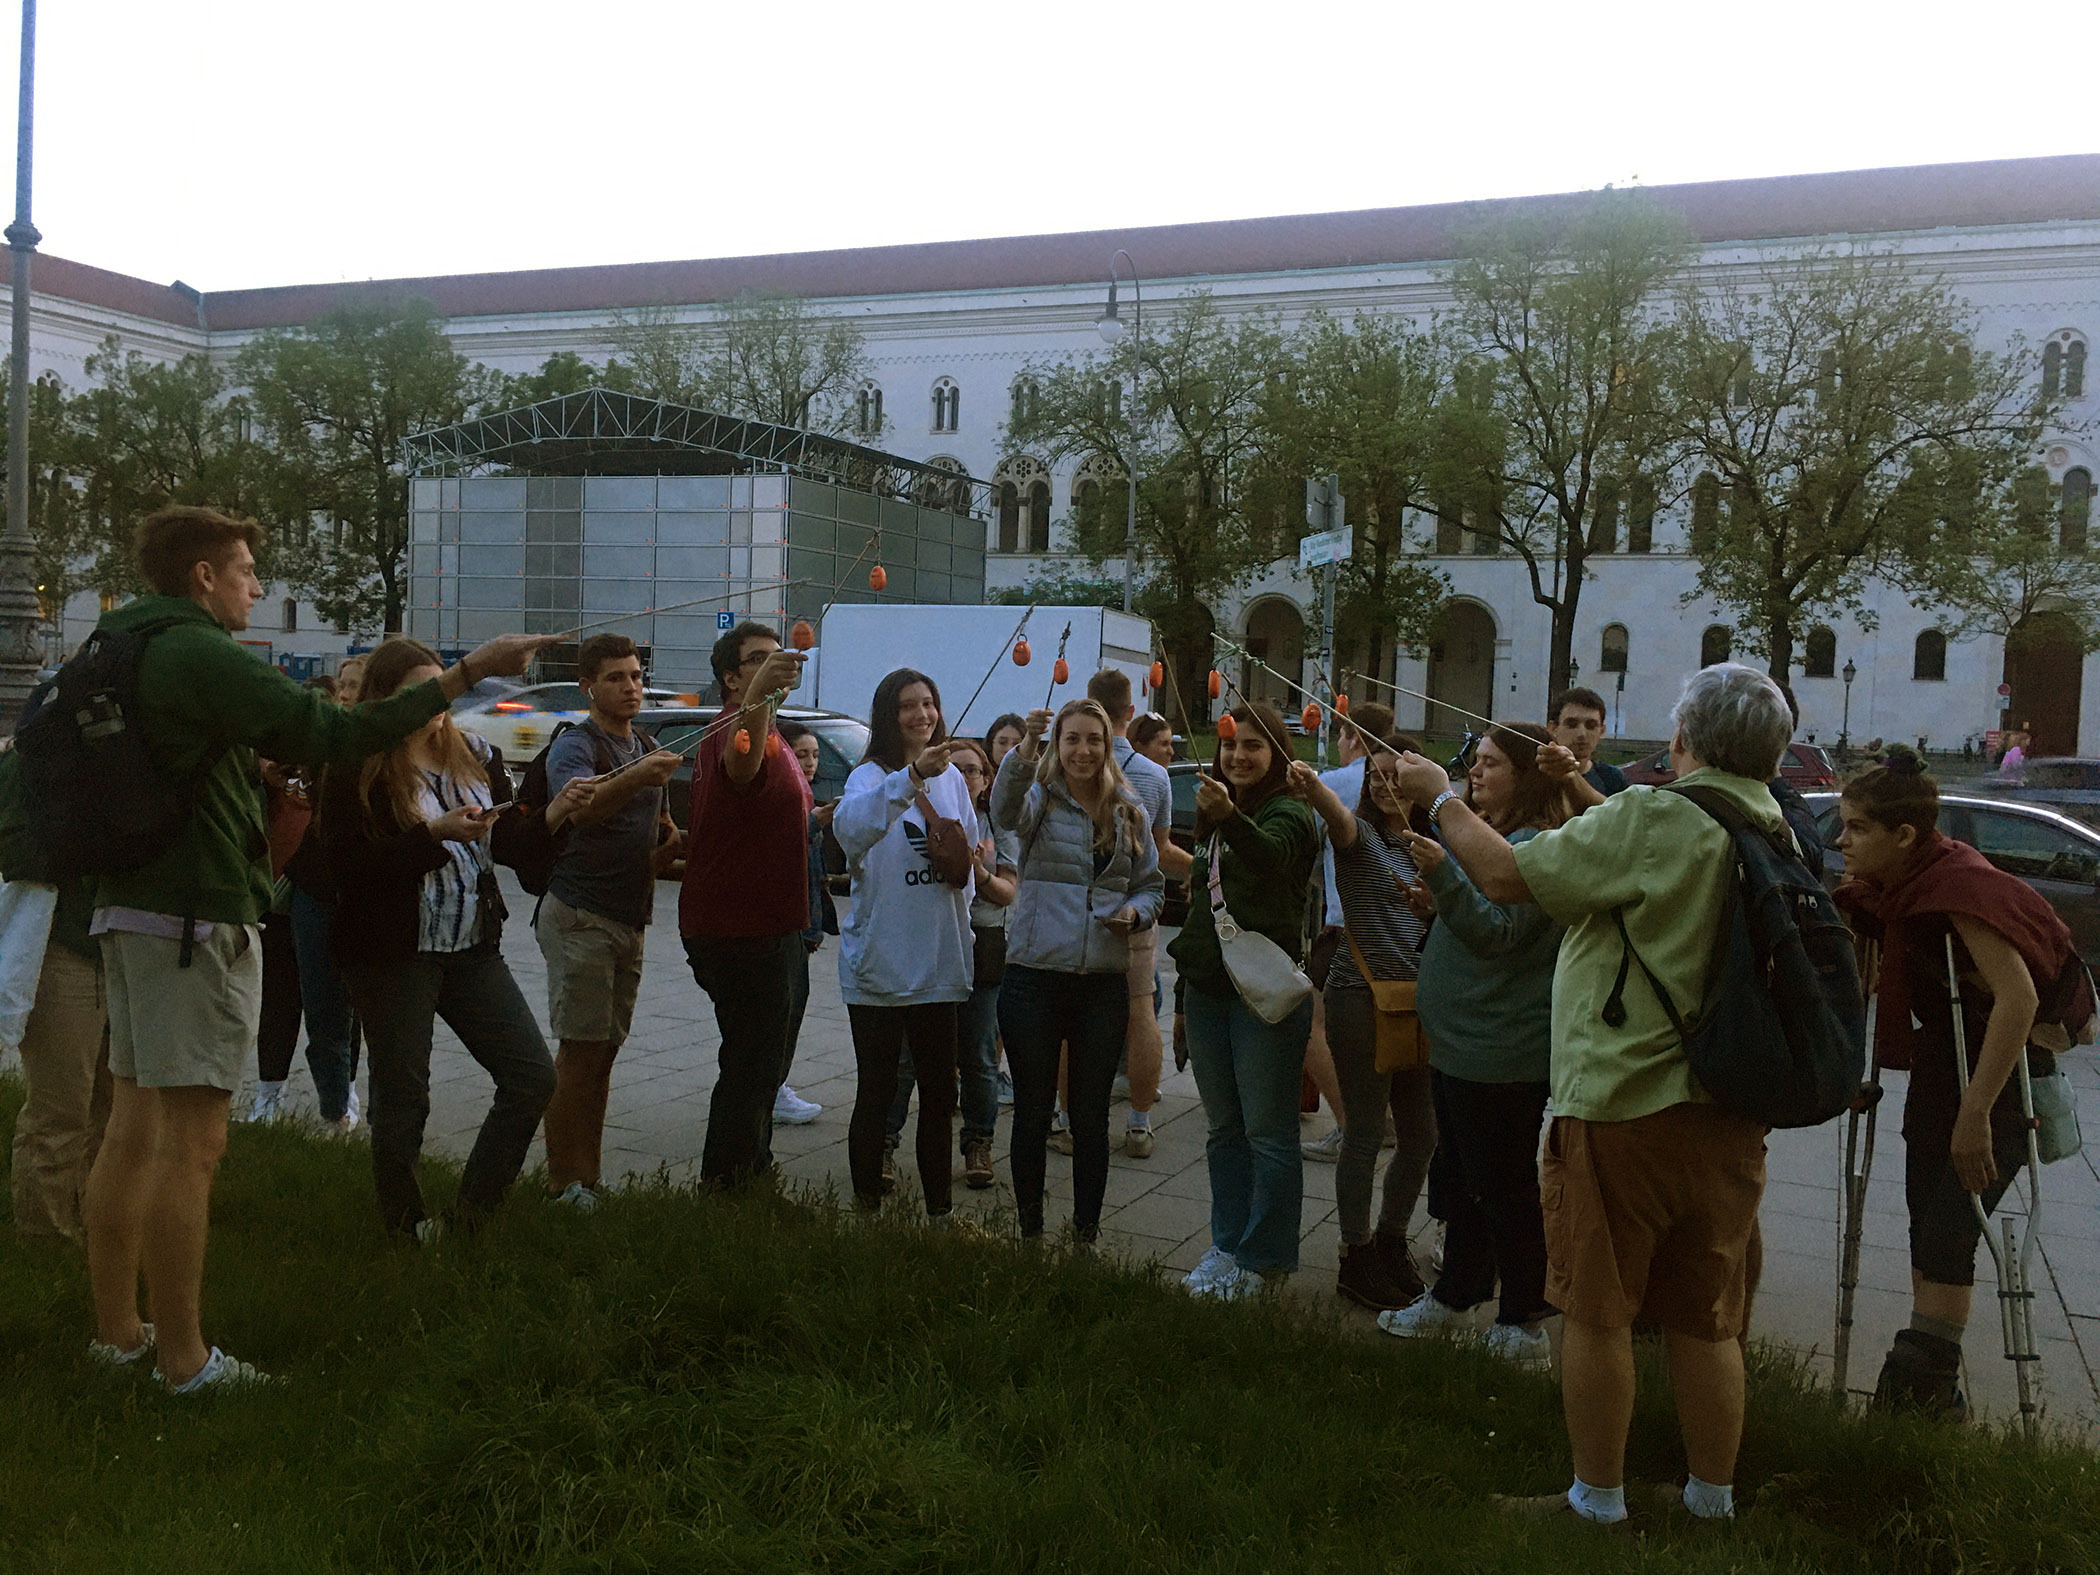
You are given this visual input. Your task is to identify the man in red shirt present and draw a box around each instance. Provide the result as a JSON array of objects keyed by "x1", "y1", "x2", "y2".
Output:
[{"x1": 679, "y1": 621, "x2": 811, "y2": 1186}]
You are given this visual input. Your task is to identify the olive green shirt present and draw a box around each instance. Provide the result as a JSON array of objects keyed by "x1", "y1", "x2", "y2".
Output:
[{"x1": 1512, "y1": 768, "x2": 1784, "y2": 1123}]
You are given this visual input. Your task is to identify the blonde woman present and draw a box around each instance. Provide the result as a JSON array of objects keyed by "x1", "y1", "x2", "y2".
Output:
[
  {"x1": 318, "y1": 637, "x2": 563, "y2": 1240},
  {"x1": 990, "y1": 699, "x2": 1164, "y2": 1241}
]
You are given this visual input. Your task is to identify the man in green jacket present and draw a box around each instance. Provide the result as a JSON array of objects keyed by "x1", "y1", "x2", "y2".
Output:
[{"x1": 80, "y1": 505, "x2": 552, "y2": 1394}]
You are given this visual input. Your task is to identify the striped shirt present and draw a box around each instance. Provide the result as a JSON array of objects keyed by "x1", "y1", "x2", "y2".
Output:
[
  {"x1": 1328, "y1": 813, "x2": 1425, "y2": 988},
  {"x1": 415, "y1": 767, "x2": 494, "y2": 953}
]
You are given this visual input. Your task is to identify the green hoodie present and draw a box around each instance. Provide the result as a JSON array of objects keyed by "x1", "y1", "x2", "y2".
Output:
[
  {"x1": 1167, "y1": 791, "x2": 1321, "y2": 1001},
  {"x1": 89, "y1": 596, "x2": 450, "y2": 925}
]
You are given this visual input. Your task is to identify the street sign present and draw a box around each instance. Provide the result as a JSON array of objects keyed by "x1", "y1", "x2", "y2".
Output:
[
  {"x1": 1997, "y1": 682, "x2": 2012, "y2": 697},
  {"x1": 717, "y1": 610, "x2": 734, "y2": 630},
  {"x1": 1298, "y1": 527, "x2": 1353, "y2": 569}
]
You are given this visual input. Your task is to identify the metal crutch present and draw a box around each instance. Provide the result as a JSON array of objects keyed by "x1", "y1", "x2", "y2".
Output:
[
  {"x1": 1833, "y1": 1063, "x2": 1883, "y2": 1399},
  {"x1": 1946, "y1": 932, "x2": 2045, "y2": 1437}
]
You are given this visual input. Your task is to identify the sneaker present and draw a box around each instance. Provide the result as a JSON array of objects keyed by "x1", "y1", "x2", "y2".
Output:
[
  {"x1": 345, "y1": 1083, "x2": 361, "y2": 1126},
  {"x1": 997, "y1": 1069, "x2": 1015, "y2": 1107},
  {"x1": 1648, "y1": 1482, "x2": 1734, "y2": 1527},
  {"x1": 1181, "y1": 1244, "x2": 1233, "y2": 1292},
  {"x1": 1123, "y1": 1120, "x2": 1155, "y2": 1159},
  {"x1": 414, "y1": 1218, "x2": 445, "y2": 1248},
  {"x1": 245, "y1": 1081, "x2": 286, "y2": 1123},
  {"x1": 553, "y1": 1181, "x2": 599, "y2": 1212},
  {"x1": 159, "y1": 1347, "x2": 277, "y2": 1394},
  {"x1": 773, "y1": 1086, "x2": 822, "y2": 1124},
  {"x1": 1431, "y1": 1220, "x2": 1446, "y2": 1272},
  {"x1": 1048, "y1": 1110, "x2": 1073, "y2": 1155},
  {"x1": 963, "y1": 1138, "x2": 995, "y2": 1190},
  {"x1": 1300, "y1": 1126, "x2": 1344, "y2": 1164},
  {"x1": 1377, "y1": 1291, "x2": 1470, "y2": 1339},
  {"x1": 1111, "y1": 1074, "x2": 1132, "y2": 1104},
  {"x1": 327, "y1": 1103, "x2": 361, "y2": 1136},
  {"x1": 1199, "y1": 1263, "x2": 1263, "y2": 1301},
  {"x1": 1481, "y1": 1321, "x2": 1551, "y2": 1367},
  {"x1": 880, "y1": 1137, "x2": 898, "y2": 1194},
  {"x1": 88, "y1": 1323, "x2": 155, "y2": 1368}
]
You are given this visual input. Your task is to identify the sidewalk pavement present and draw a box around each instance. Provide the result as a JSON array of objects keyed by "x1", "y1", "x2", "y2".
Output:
[{"x1": 261, "y1": 873, "x2": 2100, "y2": 1436}]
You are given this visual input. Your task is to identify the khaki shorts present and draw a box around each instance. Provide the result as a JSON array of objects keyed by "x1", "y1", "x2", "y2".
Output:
[
  {"x1": 535, "y1": 893, "x2": 645, "y2": 1044},
  {"x1": 1542, "y1": 1101, "x2": 1767, "y2": 1342},
  {"x1": 101, "y1": 923, "x2": 262, "y2": 1093}
]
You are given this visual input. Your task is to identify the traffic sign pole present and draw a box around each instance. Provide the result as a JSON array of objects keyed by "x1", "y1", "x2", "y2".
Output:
[{"x1": 1300, "y1": 476, "x2": 1347, "y2": 765}]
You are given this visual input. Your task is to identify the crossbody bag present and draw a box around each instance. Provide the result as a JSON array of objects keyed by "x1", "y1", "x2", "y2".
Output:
[
  {"x1": 1206, "y1": 835, "x2": 1313, "y2": 1024},
  {"x1": 1342, "y1": 925, "x2": 1427, "y2": 1074}
]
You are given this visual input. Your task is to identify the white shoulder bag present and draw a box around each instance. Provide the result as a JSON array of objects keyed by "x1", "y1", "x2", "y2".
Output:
[{"x1": 1206, "y1": 836, "x2": 1313, "y2": 1024}]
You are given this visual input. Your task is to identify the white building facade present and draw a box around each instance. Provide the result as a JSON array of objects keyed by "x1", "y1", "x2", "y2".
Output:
[{"x1": 8, "y1": 155, "x2": 2098, "y2": 746}]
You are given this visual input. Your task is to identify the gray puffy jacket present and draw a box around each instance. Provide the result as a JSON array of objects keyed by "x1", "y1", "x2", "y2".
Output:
[{"x1": 991, "y1": 747, "x2": 1165, "y2": 975}]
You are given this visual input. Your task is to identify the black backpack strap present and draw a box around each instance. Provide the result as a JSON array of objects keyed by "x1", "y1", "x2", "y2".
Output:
[{"x1": 1602, "y1": 906, "x2": 1688, "y2": 1036}]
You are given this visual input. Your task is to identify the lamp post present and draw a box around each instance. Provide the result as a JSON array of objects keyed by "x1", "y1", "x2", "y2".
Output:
[
  {"x1": 0, "y1": 0, "x2": 41, "y2": 724},
  {"x1": 1840, "y1": 658, "x2": 1857, "y2": 752},
  {"x1": 1095, "y1": 251, "x2": 1141, "y2": 614}
]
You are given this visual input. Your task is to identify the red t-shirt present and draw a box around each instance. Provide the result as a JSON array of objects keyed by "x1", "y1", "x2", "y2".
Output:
[{"x1": 678, "y1": 706, "x2": 813, "y2": 939}]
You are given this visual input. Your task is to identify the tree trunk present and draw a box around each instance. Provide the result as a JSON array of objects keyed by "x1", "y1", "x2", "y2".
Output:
[{"x1": 1547, "y1": 603, "x2": 1574, "y2": 701}]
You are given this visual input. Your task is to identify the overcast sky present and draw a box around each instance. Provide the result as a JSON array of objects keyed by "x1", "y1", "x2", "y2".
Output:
[{"x1": 9, "y1": 0, "x2": 2093, "y2": 292}]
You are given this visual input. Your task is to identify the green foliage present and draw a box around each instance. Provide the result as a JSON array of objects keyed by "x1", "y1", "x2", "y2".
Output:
[
  {"x1": 607, "y1": 293, "x2": 877, "y2": 436},
  {"x1": 1902, "y1": 461, "x2": 2100, "y2": 655},
  {"x1": 490, "y1": 348, "x2": 635, "y2": 409}
]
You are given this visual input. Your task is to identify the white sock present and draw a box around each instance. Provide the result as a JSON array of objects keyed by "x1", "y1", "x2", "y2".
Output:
[
  {"x1": 1128, "y1": 1111, "x2": 1150, "y2": 1130},
  {"x1": 1683, "y1": 1475, "x2": 1734, "y2": 1519},
  {"x1": 1568, "y1": 1478, "x2": 1627, "y2": 1524}
]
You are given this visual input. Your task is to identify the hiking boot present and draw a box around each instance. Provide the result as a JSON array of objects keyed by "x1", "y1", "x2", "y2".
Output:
[
  {"x1": 1869, "y1": 1329, "x2": 1969, "y2": 1422},
  {"x1": 880, "y1": 1137, "x2": 899, "y2": 1195},
  {"x1": 1300, "y1": 1126, "x2": 1344, "y2": 1163},
  {"x1": 1373, "y1": 1231, "x2": 1427, "y2": 1304},
  {"x1": 1336, "y1": 1242, "x2": 1416, "y2": 1312},
  {"x1": 963, "y1": 1138, "x2": 995, "y2": 1189}
]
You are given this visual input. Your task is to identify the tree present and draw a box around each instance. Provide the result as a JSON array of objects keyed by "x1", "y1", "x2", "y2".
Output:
[
  {"x1": 1668, "y1": 248, "x2": 2048, "y2": 680},
  {"x1": 1250, "y1": 311, "x2": 1453, "y2": 694},
  {"x1": 608, "y1": 293, "x2": 876, "y2": 437},
  {"x1": 1006, "y1": 292, "x2": 1284, "y2": 721},
  {"x1": 490, "y1": 349, "x2": 633, "y2": 409},
  {"x1": 1438, "y1": 189, "x2": 1690, "y2": 695},
  {"x1": 235, "y1": 300, "x2": 500, "y2": 634},
  {"x1": 1905, "y1": 461, "x2": 2100, "y2": 655}
]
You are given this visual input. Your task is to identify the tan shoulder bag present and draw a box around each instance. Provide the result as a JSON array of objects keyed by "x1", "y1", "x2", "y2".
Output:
[{"x1": 1344, "y1": 926, "x2": 1428, "y2": 1074}]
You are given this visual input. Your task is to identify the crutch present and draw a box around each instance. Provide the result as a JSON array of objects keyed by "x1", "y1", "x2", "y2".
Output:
[
  {"x1": 1832, "y1": 1063, "x2": 1884, "y2": 1398},
  {"x1": 1946, "y1": 932, "x2": 2045, "y2": 1437}
]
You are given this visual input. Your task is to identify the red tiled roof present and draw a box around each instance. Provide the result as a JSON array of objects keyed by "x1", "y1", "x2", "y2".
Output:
[{"x1": 25, "y1": 154, "x2": 2100, "y2": 334}]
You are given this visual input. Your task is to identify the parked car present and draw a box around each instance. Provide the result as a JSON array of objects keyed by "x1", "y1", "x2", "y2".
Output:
[
  {"x1": 1967, "y1": 757, "x2": 2100, "y2": 831},
  {"x1": 1803, "y1": 791, "x2": 2100, "y2": 967},
  {"x1": 1162, "y1": 761, "x2": 1203, "y2": 926},
  {"x1": 456, "y1": 681, "x2": 695, "y2": 760},
  {"x1": 1623, "y1": 740, "x2": 1836, "y2": 789}
]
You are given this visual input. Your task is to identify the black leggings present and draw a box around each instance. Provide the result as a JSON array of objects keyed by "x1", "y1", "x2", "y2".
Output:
[
  {"x1": 1426, "y1": 1070, "x2": 1552, "y2": 1326},
  {"x1": 848, "y1": 1003, "x2": 961, "y2": 1214}
]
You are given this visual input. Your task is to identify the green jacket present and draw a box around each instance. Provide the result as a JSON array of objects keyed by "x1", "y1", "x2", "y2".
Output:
[
  {"x1": 1168, "y1": 791, "x2": 1321, "y2": 1000},
  {"x1": 89, "y1": 596, "x2": 449, "y2": 925}
]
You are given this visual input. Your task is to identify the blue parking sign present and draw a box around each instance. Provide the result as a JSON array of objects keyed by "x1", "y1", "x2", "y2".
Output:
[{"x1": 717, "y1": 610, "x2": 734, "y2": 630}]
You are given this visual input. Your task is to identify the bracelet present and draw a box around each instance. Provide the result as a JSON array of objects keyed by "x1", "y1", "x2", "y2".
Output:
[{"x1": 1428, "y1": 789, "x2": 1460, "y2": 823}]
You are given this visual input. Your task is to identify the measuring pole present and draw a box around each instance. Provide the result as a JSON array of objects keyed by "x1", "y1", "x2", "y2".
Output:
[{"x1": 1300, "y1": 475, "x2": 1347, "y2": 766}]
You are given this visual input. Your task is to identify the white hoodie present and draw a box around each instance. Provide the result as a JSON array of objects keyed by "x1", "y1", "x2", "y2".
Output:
[{"x1": 833, "y1": 760, "x2": 975, "y2": 1007}]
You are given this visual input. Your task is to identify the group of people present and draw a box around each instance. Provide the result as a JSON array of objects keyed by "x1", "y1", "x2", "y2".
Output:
[{"x1": 2, "y1": 505, "x2": 2089, "y2": 1533}]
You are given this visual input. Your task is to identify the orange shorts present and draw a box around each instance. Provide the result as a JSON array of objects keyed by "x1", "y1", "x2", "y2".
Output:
[{"x1": 1542, "y1": 1102, "x2": 1767, "y2": 1342}]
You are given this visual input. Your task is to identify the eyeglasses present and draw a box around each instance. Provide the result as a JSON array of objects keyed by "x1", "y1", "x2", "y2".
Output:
[
  {"x1": 957, "y1": 763, "x2": 987, "y2": 778},
  {"x1": 736, "y1": 650, "x2": 775, "y2": 668}
]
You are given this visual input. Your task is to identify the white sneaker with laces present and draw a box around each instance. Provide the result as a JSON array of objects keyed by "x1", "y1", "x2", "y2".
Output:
[
  {"x1": 88, "y1": 1322, "x2": 155, "y2": 1367},
  {"x1": 1300, "y1": 1126, "x2": 1345, "y2": 1164},
  {"x1": 1200, "y1": 1263, "x2": 1263, "y2": 1301},
  {"x1": 1123, "y1": 1119, "x2": 1155, "y2": 1159},
  {"x1": 554, "y1": 1181, "x2": 599, "y2": 1212},
  {"x1": 1481, "y1": 1322, "x2": 1551, "y2": 1367},
  {"x1": 773, "y1": 1086, "x2": 823, "y2": 1124},
  {"x1": 345, "y1": 1084, "x2": 362, "y2": 1124},
  {"x1": 1181, "y1": 1244, "x2": 1233, "y2": 1292},
  {"x1": 1377, "y1": 1291, "x2": 1471, "y2": 1339},
  {"x1": 246, "y1": 1082, "x2": 286, "y2": 1123},
  {"x1": 160, "y1": 1347, "x2": 277, "y2": 1394}
]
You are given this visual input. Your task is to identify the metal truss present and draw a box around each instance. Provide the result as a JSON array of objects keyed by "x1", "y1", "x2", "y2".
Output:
[{"x1": 404, "y1": 388, "x2": 988, "y2": 516}]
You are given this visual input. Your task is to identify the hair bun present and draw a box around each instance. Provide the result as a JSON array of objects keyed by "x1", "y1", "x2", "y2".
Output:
[{"x1": 1880, "y1": 743, "x2": 1927, "y2": 777}]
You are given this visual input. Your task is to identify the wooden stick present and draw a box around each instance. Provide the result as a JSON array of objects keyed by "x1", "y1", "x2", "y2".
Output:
[
  {"x1": 949, "y1": 605, "x2": 1037, "y2": 737},
  {"x1": 1346, "y1": 666, "x2": 1499, "y2": 733}
]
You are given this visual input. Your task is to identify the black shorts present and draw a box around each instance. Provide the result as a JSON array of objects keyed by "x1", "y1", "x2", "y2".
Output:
[{"x1": 1902, "y1": 1075, "x2": 2035, "y2": 1288}]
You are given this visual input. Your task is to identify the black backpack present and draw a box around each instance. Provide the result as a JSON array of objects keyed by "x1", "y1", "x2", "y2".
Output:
[
  {"x1": 492, "y1": 721, "x2": 654, "y2": 896},
  {"x1": 10, "y1": 619, "x2": 220, "y2": 881},
  {"x1": 1603, "y1": 783, "x2": 1867, "y2": 1129}
]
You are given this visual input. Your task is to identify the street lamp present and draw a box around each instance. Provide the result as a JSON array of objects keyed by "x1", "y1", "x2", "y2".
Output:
[
  {"x1": 1840, "y1": 658, "x2": 1857, "y2": 752},
  {"x1": 0, "y1": 0, "x2": 42, "y2": 724},
  {"x1": 1096, "y1": 251, "x2": 1141, "y2": 614}
]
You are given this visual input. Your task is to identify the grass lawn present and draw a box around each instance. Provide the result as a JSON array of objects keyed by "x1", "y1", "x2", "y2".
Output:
[{"x1": 1, "y1": 1073, "x2": 2094, "y2": 1574}]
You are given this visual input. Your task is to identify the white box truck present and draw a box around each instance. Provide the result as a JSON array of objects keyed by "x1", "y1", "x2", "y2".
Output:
[{"x1": 799, "y1": 605, "x2": 1157, "y2": 735}]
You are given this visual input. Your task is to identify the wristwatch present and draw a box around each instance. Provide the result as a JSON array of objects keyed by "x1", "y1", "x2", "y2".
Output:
[{"x1": 1428, "y1": 789, "x2": 1460, "y2": 823}]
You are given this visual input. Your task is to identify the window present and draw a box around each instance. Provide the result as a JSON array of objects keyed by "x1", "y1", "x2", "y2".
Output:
[
  {"x1": 1027, "y1": 480, "x2": 1051, "y2": 551},
  {"x1": 931, "y1": 378, "x2": 960, "y2": 433},
  {"x1": 1600, "y1": 623, "x2": 1629, "y2": 673},
  {"x1": 1010, "y1": 377, "x2": 1040, "y2": 426},
  {"x1": 1626, "y1": 477, "x2": 1656, "y2": 553},
  {"x1": 1430, "y1": 499, "x2": 1464, "y2": 555},
  {"x1": 1730, "y1": 346, "x2": 1754, "y2": 409},
  {"x1": 1803, "y1": 625, "x2": 1836, "y2": 678},
  {"x1": 2062, "y1": 466, "x2": 2091, "y2": 552},
  {"x1": 98, "y1": 589, "x2": 117, "y2": 613},
  {"x1": 992, "y1": 456, "x2": 1050, "y2": 552},
  {"x1": 918, "y1": 455, "x2": 969, "y2": 513},
  {"x1": 1967, "y1": 809, "x2": 2100, "y2": 885},
  {"x1": 1587, "y1": 480, "x2": 1620, "y2": 554},
  {"x1": 282, "y1": 598, "x2": 298, "y2": 633},
  {"x1": 1468, "y1": 507, "x2": 1498, "y2": 554},
  {"x1": 1690, "y1": 472, "x2": 1720, "y2": 553},
  {"x1": 1071, "y1": 452, "x2": 1123, "y2": 530},
  {"x1": 2044, "y1": 341, "x2": 2063, "y2": 398},
  {"x1": 1913, "y1": 628, "x2": 1947, "y2": 681},
  {"x1": 2069, "y1": 339, "x2": 2088, "y2": 398},
  {"x1": 1700, "y1": 624, "x2": 1732, "y2": 667},
  {"x1": 855, "y1": 382, "x2": 883, "y2": 437},
  {"x1": 1095, "y1": 378, "x2": 1123, "y2": 423}
]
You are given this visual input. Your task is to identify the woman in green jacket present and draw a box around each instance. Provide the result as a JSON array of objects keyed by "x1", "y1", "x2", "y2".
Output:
[{"x1": 1169, "y1": 702, "x2": 1321, "y2": 1299}]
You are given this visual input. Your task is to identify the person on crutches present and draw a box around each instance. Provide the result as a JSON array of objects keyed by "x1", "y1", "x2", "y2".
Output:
[
  {"x1": 1831, "y1": 748, "x2": 2087, "y2": 1423},
  {"x1": 1831, "y1": 938, "x2": 1883, "y2": 1399}
]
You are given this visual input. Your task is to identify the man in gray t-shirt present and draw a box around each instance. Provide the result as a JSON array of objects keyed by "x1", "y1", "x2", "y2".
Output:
[{"x1": 534, "y1": 636, "x2": 682, "y2": 1210}]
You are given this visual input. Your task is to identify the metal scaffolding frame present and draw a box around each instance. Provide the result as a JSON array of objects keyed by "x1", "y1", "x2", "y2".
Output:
[{"x1": 404, "y1": 387, "x2": 987, "y2": 515}]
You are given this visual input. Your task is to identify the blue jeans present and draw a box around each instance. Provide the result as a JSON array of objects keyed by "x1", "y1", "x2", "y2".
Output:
[
  {"x1": 1185, "y1": 981, "x2": 1313, "y2": 1273},
  {"x1": 998, "y1": 965, "x2": 1128, "y2": 1238},
  {"x1": 289, "y1": 888, "x2": 358, "y2": 1121},
  {"x1": 885, "y1": 978, "x2": 1002, "y2": 1148}
]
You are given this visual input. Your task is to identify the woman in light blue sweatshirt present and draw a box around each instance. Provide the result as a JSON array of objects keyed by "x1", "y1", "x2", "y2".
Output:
[{"x1": 833, "y1": 668, "x2": 976, "y2": 1218}]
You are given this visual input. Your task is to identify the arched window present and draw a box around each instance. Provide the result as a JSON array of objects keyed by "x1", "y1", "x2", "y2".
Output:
[
  {"x1": 2069, "y1": 339, "x2": 2088, "y2": 399},
  {"x1": 282, "y1": 598, "x2": 299, "y2": 633},
  {"x1": 1600, "y1": 623, "x2": 1629, "y2": 674},
  {"x1": 855, "y1": 381, "x2": 883, "y2": 437},
  {"x1": 1690, "y1": 472, "x2": 1720, "y2": 553},
  {"x1": 1010, "y1": 377, "x2": 1040, "y2": 426},
  {"x1": 918, "y1": 455, "x2": 969, "y2": 513},
  {"x1": 1626, "y1": 476, "x2": 1656, "y2": 553},
  {"x1": 1070, "y1": 453, "x2": 1124, "y2": 533},
  {"x1": 1913, "y1": 629, "x2": 1947, "y2": 681},
  {"x1": 993, "y1": 456, "x2": 1050, "y2": 553},
  {"x1": 996, "y1": 483, "x2": 1020, "y2": 552},
  {"x1": 2044, "y1": 341, "x2": 2063, "y2": 399},
  {"x1": 1027, "y1": 480, "x2": 1051, "y2": 552},
  {"x1": 931, "y1": 378, "x2": 960, "y2": 434},
  {"x1": 1587, "y1": 480, "x2": 1620, "y2": 554},
  {"x1": 1700, "y1": 624, "x2": 1732, "y2": 668},
  {"x1": 1802, "y1": 625, "x2": 1836, "y2": 678},
  {"x1": 2062, "y1": 466, "x2": 2091, "y2": 552}
]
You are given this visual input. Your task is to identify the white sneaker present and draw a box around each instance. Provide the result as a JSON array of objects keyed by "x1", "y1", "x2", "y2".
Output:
[
  {"x1": 1199, "y1": 1263, "x2": 1263, "y2": 1301},
  {"x1": 1111, "y1": 1074, "x2": 1132, "y2": 1104},
  {"x1": 1181, "y1": 1244, "x2": 1234, "y2": 1292},
  {"x1": 1300, "y1": 1126, "x2": 1344, "y2": 1163},
  {"x1": 554, "y1": 1181, "x2": 599, "y2": 1212},
  {"x1": 245, "y1": 1082, "x2": 286, "y2": 1123},
  {"x1": 1377, "y1": 1291, "x2": 1470, "y2": 1339},
  {"x1": 345, "y1": 1084, "x2": 362, "y2": 1125},
  {"x1": 1048, "y1": 1109, "x2": 1073, "y2": 1154},
  {"x1": 997, "y1": 1070, "x2": 1015, "y2": 1107},
  {"x1": 88, "y1": 1322, "x2": 155, "y2": 1367},
  {"x1": 1431, "y1": 1220, "x2": 1446, "y2": 1272},
  {"x1": 160, "y1": 1347, "x2": 277, "y2": 1394},
  {"x1": 1481, "y1": 1322, "x2": 1551, "y2": 1367},
  {"x1": 773, "y1": 1086, "x2": 822, "y2": 1125},
  {"x1": 1123, "y1": 1119, "x2": 1155, "y2": 1159}
]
